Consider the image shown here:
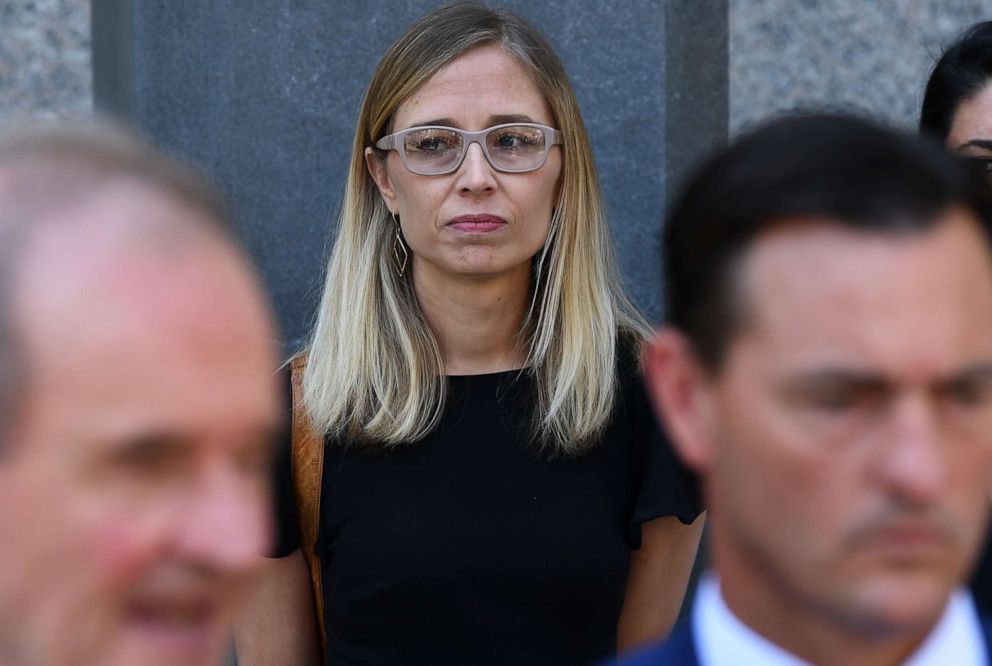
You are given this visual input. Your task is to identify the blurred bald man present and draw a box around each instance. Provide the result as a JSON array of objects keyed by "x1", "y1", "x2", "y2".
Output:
[{"x1": 0, "y1": 123, "x2": 282, "y2": 666}]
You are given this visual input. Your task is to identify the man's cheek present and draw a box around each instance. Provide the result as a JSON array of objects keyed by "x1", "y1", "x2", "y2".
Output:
[
  {"x1": 88, "y1": 503, "x2": 170, "y2": 583},
  {"x1": 4, "y1": 529, "x2": 116, "y2": 666},
  {"x1": 44, "y1": 515, "x2": 167, "y2": 665}
]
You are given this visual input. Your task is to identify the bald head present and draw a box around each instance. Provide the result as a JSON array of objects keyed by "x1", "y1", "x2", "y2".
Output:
[
  {"x1": 0, "y1": 121, "x2": 244, "y2": 454},
  {"x1": 10, "y1": 180, "x2": 273, "y2": 422},
  {"x1": 0, "y1": 120, "x2": 230, "y2": 234}
]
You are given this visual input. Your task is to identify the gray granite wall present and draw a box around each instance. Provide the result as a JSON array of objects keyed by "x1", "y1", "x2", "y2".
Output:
[
  {"x1": 4, "y1": 2, "x2": 989, "y2": 129},
  {"x1": 0, "y1": 0, "x2": 90, "y2": 121},
  {"x1": 730, "y1": 1, "x2": 990, "y2": 133}
]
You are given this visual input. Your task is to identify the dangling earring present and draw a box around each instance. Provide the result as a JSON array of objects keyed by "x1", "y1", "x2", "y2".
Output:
[{"x1": 391, "y1": 212, "x2": 408, "y2": 277}]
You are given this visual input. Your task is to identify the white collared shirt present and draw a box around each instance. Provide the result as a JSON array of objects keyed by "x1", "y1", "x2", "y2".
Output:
[{"x1": 692, "y1": 574, "x2": 985, "y2": 666}]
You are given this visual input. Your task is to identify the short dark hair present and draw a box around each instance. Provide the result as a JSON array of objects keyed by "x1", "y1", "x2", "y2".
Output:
[
  {"x1": 0, "y1": 120, "x2": 238, "y2": 454},
  {"x1": 920, "y1": 21, "x2": 992, "y2": 141},
  {"x1": 664, "y1": 112, "x2": 992, "y2": 370}
]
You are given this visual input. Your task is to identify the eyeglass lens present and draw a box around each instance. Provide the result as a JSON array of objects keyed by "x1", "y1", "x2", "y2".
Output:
[{"x1": 402, "y1": 125, "x2": 549, "y2": 174}]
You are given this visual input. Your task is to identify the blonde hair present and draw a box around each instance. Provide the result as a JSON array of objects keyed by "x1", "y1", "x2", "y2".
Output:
[{"x1": 304, "y1": 2, "x2": 649, "y2": 455}]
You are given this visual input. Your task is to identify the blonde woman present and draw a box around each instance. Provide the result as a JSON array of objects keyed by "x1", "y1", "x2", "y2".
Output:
[{"x1": 236, "y1": 3, "x2": 703, "y2": 664}]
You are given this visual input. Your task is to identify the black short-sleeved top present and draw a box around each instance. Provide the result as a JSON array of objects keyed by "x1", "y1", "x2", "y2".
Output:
[{"x1": 273, "y1": 346, "x2": 702, "y2": 665}]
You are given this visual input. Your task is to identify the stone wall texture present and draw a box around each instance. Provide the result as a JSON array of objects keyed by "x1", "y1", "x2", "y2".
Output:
[
  {"x1": 0, "y1": 0, "x2": 90, "y2": 121},
  {"x1": 3, "y1": 2, "x2": 990, "y2": 128},
  {"x1": 730, "y1": 0, "x2": 990, "y2": 134}
]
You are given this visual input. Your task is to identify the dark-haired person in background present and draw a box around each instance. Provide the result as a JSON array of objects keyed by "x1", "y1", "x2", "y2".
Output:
[
  {"x1": 617, "y1": 114, "x2": 992, "y2": 665},
  {"x1": 921, "y1": 20, "x2": 992, "y2": 613},
  {"x1": 921, "y1": 20, "x2": 992, "y2": 179}
]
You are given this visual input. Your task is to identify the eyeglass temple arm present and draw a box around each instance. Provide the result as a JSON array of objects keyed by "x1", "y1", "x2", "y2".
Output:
[{"x1": 374, "y1": 134, "x2": 396, "y2": 150}]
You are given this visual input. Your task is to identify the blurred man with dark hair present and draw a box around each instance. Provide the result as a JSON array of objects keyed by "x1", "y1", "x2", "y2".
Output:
[
  {"x1": 0, "y1": 123, "x2": 281, "y2": 666},
  {"x1": 620, "y1": 114, "x2": 992, "y2": 665}
]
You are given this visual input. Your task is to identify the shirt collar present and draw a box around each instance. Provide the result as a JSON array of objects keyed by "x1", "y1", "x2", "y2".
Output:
[
  {"x1": 692, "y1": 574, "x2": 985, "y2": 666},
  {"x1": 903, "y1": 589, "x2": 984, "y2": 666}
]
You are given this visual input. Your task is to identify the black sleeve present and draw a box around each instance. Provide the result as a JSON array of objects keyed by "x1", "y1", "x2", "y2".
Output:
[
  {"x1": 270, "y1": 366, "x2": 302, "y2": 557},
  {"x1": 623, "y1": 344, "x2": 704, "y2": 549}
]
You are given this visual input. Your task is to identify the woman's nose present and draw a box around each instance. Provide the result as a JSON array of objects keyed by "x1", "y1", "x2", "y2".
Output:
[{"x1": 456, "y1": 141, "x2": 498, "y2": 194}]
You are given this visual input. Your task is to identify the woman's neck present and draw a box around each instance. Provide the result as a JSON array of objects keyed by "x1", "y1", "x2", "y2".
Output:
[{"x1": 413, "y1": 261, "x2": 532, "y2": 376}]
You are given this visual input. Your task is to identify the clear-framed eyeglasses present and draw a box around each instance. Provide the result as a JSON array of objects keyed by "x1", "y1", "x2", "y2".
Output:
[{"x1": 374, "y1": 123, "x2": 562, "y2": 176}]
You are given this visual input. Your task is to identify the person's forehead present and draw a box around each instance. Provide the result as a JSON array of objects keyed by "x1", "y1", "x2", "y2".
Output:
[
  {"x1": 23, "y1": 181, "x2": 222, "y2": 266},
  {"x1": 740, "y1": 212, "x2": 988, "y2": 287},
  {"x1": 13, "y1": 185, "x2": 273, "y2": 396},
  {"x1": 948, "y1": 81, "x2": 992, "y2": 150},
  {"x1": 392, "y1": 45, "x2": 552, "y2": 130},
  {"x1": 730, "y1": 211, "x2": 992, "y2": 367}
]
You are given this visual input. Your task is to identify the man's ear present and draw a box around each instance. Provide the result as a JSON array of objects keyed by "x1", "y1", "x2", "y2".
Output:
[
  {"x1": 365, "y1": 147, "x2": 397, "y2": 212},
  {"x1": 643, "y1": 327, "x2": 717, "y2": 472}
]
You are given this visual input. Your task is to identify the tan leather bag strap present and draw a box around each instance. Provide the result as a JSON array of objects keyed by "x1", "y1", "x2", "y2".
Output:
[{"x1": 289, "y1": 354, "x2": 328, "y2": 663}]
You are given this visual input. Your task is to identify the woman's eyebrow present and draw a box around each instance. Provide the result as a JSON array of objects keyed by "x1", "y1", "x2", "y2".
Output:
[
  {"x1": 404, "y1": 118, "x2": 459, "y2": 129},
  {"x1": 402, "y1": 114, "x2": 538, "y2": 130},
  {"x1": 489, "y1": 113, "x2": 535, "y2": 125}
]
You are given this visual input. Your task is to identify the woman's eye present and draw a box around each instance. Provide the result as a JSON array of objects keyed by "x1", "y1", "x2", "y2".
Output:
[
  {"x1": 495, "y1": 134, "x2": 524, "y2": 148},
  {"x1": 406, "y1": 130, "x2": 460, "y2": 154},
  {"x1": 412, "y1": 137, "x2": 451, "y2": 152},
  {"x1": 492, "y1": 129, "x2": 541, "y2": 150}
]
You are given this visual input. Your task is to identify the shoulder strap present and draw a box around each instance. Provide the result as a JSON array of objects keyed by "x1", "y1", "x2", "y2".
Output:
[{"x1": 289, "y1": 354, "x2": 328, "y2": 662}]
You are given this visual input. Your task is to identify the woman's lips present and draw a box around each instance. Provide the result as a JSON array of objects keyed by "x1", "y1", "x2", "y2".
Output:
[{"x1": 446, "y1": 214, "x2": 507, "y2": 233}]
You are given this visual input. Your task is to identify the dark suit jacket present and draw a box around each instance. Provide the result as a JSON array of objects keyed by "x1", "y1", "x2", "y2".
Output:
[{"x1": 611, "y1": 607, "x2": 992, "y2": 666}]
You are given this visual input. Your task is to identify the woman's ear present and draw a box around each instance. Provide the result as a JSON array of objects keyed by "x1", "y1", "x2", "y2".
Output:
[
  {"x1": 642, "y1": 327, "x2": 718, "y2": 473},
  {"x1": 365, "y1": 147, "x2": 397, "y2": 212}
]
